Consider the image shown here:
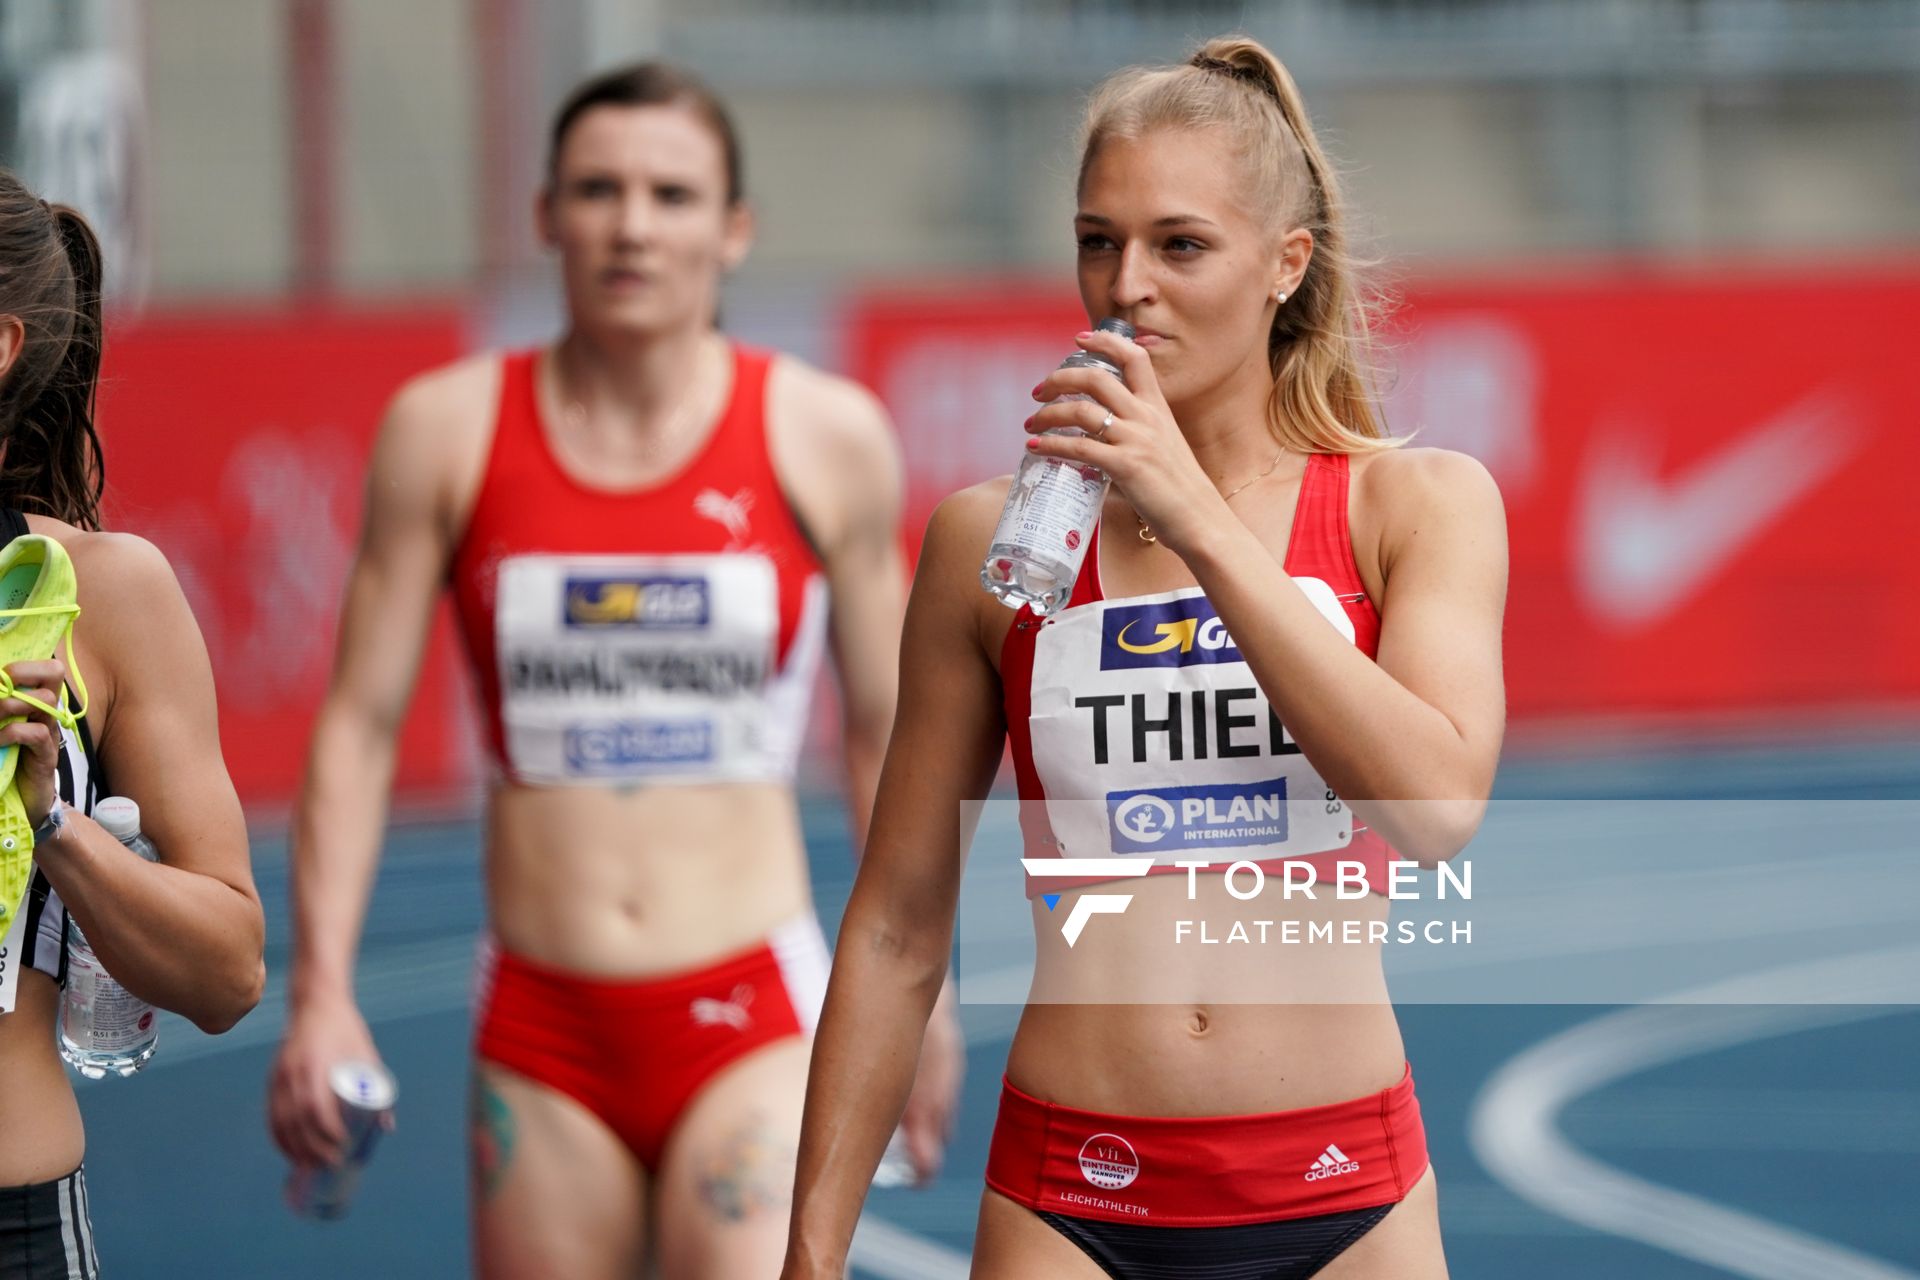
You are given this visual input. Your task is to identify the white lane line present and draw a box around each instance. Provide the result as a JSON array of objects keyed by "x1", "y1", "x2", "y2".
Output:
[
  {"x1": 1549, "y1": 1087, "x2": 1920, "y2": 1154},
  {"x1": 1470, "y1": 945, "x2": 1920, "y2": 1279}
]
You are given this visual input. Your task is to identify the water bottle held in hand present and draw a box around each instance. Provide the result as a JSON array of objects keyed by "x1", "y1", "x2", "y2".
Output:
[
  {"x1": 980, "y1": 318, "x2": 1134, "y2": 616},
  {"x1": 58, "y1": 796, "x2": 161, "y2": 1079}
]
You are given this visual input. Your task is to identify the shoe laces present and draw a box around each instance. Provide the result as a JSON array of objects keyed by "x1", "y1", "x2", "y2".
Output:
[{"x1": 0, "y1": 602, "x2": 88, "y2": 731}]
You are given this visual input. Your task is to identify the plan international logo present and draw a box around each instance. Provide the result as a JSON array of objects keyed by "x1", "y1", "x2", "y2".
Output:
[
  {"x1": 1107, "y1": 778, "x2": 1289, "y2": 854},
  {"x1": 565, "y1": 720, "x2": 714, "y2": 771}
]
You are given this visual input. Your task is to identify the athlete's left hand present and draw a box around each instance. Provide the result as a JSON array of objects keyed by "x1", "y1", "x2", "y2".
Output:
[
  {"x1": 0, "y1": 659, "x2": 69, "y2": 830},
  {"x1": 1026, "y1": 328, "x2": 1228, "y2": 558},
  {"x1": 902, "y1": 975, "x2": 965, "y2": 1186}
]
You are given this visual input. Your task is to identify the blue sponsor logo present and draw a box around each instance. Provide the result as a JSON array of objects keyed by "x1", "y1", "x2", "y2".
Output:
[
  {"x1": 1100, "y1": 598, "x2": 1242, "y2": 670},
  {"x1": 565, "y1": 721, "x2": 714, "y2": 771},
  {"x1": 1107, "y1": 777, "x2": 1288, "y2": 853},
  {"x1": 563, "y1": 576, "x2": 709, "y2": 629}
]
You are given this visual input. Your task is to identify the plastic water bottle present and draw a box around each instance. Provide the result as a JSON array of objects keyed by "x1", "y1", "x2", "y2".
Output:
[
  {"x1": 980, "y1": 317, "x2": 1135, "y2": 616},
  {"x1": 58, "y1": 796, "x2": 161, "y2": 1078}
]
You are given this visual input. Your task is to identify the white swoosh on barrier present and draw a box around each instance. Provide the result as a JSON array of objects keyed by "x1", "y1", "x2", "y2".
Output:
[
  {"x1": 1575, "y1": 390, "x2": 1859, "y2": 628},
  {"x1": 1469, "y1": 946, "x2": 1920, "y2": 1279}
]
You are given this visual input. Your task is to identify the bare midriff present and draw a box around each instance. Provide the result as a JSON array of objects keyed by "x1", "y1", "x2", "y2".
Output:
[
  {"x1": 1004, "y1": 874, "x2": 1407, "y2": 1117},
  {"x1": 0, "y1": 977, "x2": 86, "y2": 1185},
  {"x1": 483, "y1": 778, "x2": 816, "y2": 977}
]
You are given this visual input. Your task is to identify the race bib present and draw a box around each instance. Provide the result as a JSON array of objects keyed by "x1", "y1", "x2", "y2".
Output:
[
  {"x1": 494, "y1": 553, "x2": 780, "y2": 784},
  {"x1": 1027, "y1": 580, "x2": 1356, "y2": 863},
  {"x1": 0, "y1": 887, "x2": 26, "y2": 1013}
]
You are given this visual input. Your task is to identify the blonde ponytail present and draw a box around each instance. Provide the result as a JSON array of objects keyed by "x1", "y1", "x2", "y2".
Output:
[{"x1": 1081, "y1": 35, "x2": 1397, "y2": 455}]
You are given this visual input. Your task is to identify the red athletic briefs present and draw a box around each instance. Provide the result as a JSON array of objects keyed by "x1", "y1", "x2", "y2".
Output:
[
  {"x1": 473, "y1": 918, "x2": 829, "y2": 1170},
  {"x1": 986, "y1": 1063, "x2": 1428, "y2": 1228}
]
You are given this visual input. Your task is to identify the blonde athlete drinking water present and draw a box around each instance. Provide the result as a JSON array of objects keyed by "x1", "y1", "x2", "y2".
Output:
[
  {"x1": 267, "y1": 63, "x2": 961, "y2": 1280},
  {"x1": 785, "y1": 36, "x2": 1505, "y2": 1280}
]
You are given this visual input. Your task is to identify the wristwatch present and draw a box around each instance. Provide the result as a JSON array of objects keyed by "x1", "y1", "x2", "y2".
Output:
[{"x1": 31, "y1": 796, "x2": 66, "y2": 846}]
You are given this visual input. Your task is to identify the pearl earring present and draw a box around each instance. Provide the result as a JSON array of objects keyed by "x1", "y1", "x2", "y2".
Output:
[{"x1": 1275, "y1": 289, "x2": 1288, "y2": 303}]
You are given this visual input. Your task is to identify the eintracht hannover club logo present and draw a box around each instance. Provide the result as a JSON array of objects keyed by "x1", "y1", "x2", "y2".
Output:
[
  {"x1": 1078, "y1": 1133, "x2": 1141, "y2": 1190},
  {"x1": 1021, "y1": 858, "x2": 1157, "y2": 946}
]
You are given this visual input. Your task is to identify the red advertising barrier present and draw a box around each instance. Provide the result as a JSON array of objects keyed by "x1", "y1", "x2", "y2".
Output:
[
  {"x1": 848, "y1": 270, "x2": 1920, "y2": 719},
  {"x1": 96, "y1": 307, "x2": 479, "y2": 808}
]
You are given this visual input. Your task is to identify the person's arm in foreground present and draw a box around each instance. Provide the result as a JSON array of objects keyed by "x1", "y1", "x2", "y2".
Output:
[
  {"x1": 268, "y1": 374, "x2": 470, "y2": 1167},
  {"x1": 782, "y1": 489, "x2": 1007, "y2": 1278},
  {"x1": 14, "y1": 536, "x2": 263, "y2": 1032}
]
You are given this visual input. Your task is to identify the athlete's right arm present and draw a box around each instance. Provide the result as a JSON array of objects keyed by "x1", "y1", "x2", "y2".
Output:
[
  {"x1": 782, "y1": 484, "x2": 1009, "y2": 1280},
  {"x1": 268, "y1": 362, "x2": 493, "y2": 1168}
]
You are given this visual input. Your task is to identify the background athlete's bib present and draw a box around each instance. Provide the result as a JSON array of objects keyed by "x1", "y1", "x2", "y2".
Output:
[
  {"x1": 1027, "y1": 580, "x2": 1356, "y2": 864},
  {"x1": 494, "y1": 552, "x2": 786, "y2": 784}
]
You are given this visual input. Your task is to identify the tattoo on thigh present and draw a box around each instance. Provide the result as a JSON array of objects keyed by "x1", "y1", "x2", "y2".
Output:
[
  {"x1": 696, "y1": 1109, "x2": 797, "y2": 1224},
  {"x1": 471, "y1": 1075, "x2": 516, "y2": 1201}
]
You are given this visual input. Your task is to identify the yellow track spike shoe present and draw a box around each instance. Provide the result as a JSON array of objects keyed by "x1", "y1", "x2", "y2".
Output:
[{"x1": 0, "y1": 534, "x2": 86, "y2": 937}]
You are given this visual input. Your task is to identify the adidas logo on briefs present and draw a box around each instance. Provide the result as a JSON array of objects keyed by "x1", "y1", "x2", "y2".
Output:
[
  {"x1": 689, "y1": 983, "x2": 756, "y2": 1030},
  {"x1": 1304, "y1": 1144, "x2": 1360, "y2": 1181}
]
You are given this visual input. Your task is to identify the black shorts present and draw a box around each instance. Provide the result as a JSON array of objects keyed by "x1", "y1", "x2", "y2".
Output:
[
  {"x1": 1039, "y1": 1203, "x2": 1394, "y2": 1280},
  {"x1": 0, "y1": 1166, "x2": 99, "y2": 1279}
]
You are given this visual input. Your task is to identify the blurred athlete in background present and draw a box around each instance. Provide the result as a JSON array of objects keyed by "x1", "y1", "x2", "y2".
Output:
[{"x1": 267, "y1": 62, "x2": 960, "y2": 1279}]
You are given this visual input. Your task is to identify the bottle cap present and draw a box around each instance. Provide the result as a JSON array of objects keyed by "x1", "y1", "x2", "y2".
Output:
[
  {"x1": 94, "y1": 796, "x2": 141, "y2": 840},
  {"x1": 1096, "y1": 317, "x2": 1136, "y2": 340}
]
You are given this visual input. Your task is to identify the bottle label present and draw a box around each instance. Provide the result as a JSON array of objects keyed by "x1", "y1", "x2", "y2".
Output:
[
  {"x1": 64, "y1": 948, "x2": 157, "y2": 1054},
  {"x1": 997, "y1": 455, "x2": 1106, "y2": 557}
]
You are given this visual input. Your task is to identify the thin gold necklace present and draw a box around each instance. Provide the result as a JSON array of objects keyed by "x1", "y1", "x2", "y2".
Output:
[{"x1": 1136, "y1": 448, "x2": 1285, "y2": 544}]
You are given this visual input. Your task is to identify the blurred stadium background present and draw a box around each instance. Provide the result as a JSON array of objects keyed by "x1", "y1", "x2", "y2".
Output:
[{"x1": 4, "y1": 0, "x2": 1917, "y2": 1276}]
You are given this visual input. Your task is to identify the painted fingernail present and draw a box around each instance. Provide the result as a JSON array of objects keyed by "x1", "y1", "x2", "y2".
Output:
[
  {"x1": 1025, "y1": 437, "x2": 1041, "y2": 450},
  {"x1": 1074, "y1": 330, "x2": 1095, "y2": 340}
]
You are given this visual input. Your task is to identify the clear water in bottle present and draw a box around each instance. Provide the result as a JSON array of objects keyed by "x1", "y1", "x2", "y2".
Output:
[
  {"x1": 59, "y1": 796, "x2": 162, "y2": 1078},
  {"x1": 981, "y1": 317, "x2": 1134, "y2": 616}
]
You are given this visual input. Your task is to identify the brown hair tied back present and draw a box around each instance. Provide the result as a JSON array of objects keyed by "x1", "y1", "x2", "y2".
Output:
[{"x1": 0, "y1": 170, "x2": 107, "y2": 530}]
